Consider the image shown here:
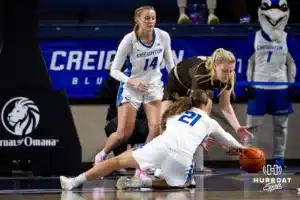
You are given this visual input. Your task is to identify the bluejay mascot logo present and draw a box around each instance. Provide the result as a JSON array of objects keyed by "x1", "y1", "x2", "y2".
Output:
[{"x1": 258, "y1": 0, "x2": 289, "y2": 42}]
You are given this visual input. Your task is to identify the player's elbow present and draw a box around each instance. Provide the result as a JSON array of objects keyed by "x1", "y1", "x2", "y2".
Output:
[
  {"x1": 110, "y1": 69, "x2": 118, "y2": 78},
  {"x1": 166, "y1": 63, "x2": 175, "y2": 72}
]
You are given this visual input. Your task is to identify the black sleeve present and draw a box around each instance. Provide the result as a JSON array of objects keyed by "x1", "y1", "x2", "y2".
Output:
[
  {"x1": 190, "y1": 59, "x2": 210, "y2": 91},
  {"x1": 191, "y1": 72, "x2": 199, "y2": 91}
]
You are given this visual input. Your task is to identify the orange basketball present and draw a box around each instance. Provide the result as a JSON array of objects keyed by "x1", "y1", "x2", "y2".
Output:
[{"x1": 239, "y1": 147, "x2": 266, "y2": 173}]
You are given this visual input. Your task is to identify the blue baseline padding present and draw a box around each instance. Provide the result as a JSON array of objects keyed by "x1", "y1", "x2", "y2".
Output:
[{"x1": 40, "y1": 24, "x2": 300, "y2": 99}]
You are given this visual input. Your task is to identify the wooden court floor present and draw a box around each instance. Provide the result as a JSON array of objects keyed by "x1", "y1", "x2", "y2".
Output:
[{"x1": 0, "y1": 169, "x2": 299, "y2": 200}]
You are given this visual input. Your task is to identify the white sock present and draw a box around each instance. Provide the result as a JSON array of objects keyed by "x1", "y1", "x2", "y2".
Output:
[
  {"x1": 72, "y1": 173, "x2": 87, "y2": 187},
  {"x1": 98, "y1": 150, "x2": 108, "y2": 159}
]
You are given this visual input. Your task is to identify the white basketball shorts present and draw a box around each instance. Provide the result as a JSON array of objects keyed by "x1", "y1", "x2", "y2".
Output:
[
  {"x1": 132, "y1": 135, "x2": 194, "y2": 186},
  {"x1": 116, "y1": 82, "x2": 163, "y2": 110}
]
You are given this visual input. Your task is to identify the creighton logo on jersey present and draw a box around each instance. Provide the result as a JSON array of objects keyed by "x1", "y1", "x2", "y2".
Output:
[
  {"x1": 252, "y1": 28, "x2": 289, "y2": 89},
  {"x1": 258, "y1": 0, "x2": 289, "y2": 42},
  {"x1": 132, "y1": 28, "x2": 164, "y2": 74}
]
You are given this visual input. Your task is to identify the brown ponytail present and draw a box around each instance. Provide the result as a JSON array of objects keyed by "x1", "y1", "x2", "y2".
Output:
[{"x1": 161, "y1": 89, "x2": 209, "y2": 131}]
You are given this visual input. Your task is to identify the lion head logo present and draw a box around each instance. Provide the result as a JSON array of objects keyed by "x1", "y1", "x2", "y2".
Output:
[{"x1": 1, "y1": 97, "x2": 40, "y2": 136}]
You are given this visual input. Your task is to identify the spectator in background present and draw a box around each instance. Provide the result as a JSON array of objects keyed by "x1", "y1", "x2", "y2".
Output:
[
  {"x1": 232, "y1": 0, "x2": 251, "y2": 24},
  {"x1": 177, "y1": 0, "x2": 219, "y2": 24},
  {"x1": 232, "y1": 0, "x2": 263, "y2": 24},
  {"x1": 177, "y1": 0, "x2": 261, "y2": 24}
]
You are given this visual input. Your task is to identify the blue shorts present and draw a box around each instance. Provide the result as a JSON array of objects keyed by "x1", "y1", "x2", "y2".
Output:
[{"x1": 247, "y1": 89, "x2": 293, "y2": 116}]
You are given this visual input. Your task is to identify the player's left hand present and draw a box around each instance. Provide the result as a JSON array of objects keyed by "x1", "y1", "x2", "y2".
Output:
[
  {"x1": 226, "y1": 147, "x2": 245, "y2": 156},
  {"x1": 201, "y1": 136, "x2": 214, "y2": 151},
  {"x1": 236, "y1": 126, "x2": 254, "y2": 143}
]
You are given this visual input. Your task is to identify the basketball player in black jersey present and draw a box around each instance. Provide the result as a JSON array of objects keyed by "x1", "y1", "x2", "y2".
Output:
[{"x1": 162, "y1": 48, "x2": 253, "y2": 142}]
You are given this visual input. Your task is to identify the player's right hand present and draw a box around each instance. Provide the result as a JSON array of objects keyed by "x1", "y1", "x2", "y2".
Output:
[
  {"x1": 127, "y1": 78, "x2": 148, "y2": 93},
  {"x1": 235, "y1": 126, "x2": 254, "y2": 143}
]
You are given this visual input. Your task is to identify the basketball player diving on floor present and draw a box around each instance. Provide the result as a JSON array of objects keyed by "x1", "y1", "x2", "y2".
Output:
[{"x1": 60, "y1": 89, "x2": 246, "y2": 190}]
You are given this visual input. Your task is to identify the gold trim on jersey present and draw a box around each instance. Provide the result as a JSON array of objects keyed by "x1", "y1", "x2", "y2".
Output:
[{"x1": 174, "y1": 66, "x2": 191, "y2": 95}]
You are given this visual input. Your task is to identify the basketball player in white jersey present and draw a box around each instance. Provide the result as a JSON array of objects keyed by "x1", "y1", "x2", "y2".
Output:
[
  {"x1": 244, "y1": 0, "x2": 297, "y2": 168},
  {"x1": 93, "y1": 6, "x2": 175, "y2": 178},
  {"x1": 60, "y1": 89, "x2": 245, "y2": 190}
]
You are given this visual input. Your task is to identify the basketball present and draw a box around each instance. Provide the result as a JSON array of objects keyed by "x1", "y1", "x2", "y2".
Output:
[{"x1": 239, "y1": 147, "x2": 266, "y2": 173}]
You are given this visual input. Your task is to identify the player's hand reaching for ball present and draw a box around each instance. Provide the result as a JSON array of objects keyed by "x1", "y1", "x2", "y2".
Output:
[
  {"x1": 127, "y1": 78, "x2": 148, "y2": 93},
  {"x1": 201, "y1": 136, "x2": 214, "y2": 151},
  {"x1": 235, "y1": 126, "x2": 254, "y2": 143},
  {"x1": 225, "y1": 147, "x2": 245, "y2": 156}
]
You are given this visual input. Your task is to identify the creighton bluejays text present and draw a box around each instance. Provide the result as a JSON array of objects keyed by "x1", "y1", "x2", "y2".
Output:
[{"x1": 48, "y1": 50, "x2": 185, "y2": 86}]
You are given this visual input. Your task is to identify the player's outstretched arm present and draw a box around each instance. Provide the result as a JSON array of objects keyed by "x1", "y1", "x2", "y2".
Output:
[
  {"x1": 209, "y1": 119, "x2": 245, "y2": 155},
  {"x1": 219, "y1": 89, "x2": 253, "y2": 142}
]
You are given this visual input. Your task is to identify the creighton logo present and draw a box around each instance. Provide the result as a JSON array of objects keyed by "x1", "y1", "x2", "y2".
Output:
[{"x1": 1, "y1": 97, "x2": 40, "y2": 136}]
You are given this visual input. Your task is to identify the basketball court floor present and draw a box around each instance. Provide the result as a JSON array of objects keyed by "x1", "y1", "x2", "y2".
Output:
[
  {"x1": 0, "y1": 168, "x2": 299, "y2": 200},
  {"x1": 0, "y1": 1, "x2": 300, "y2": 200}
]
